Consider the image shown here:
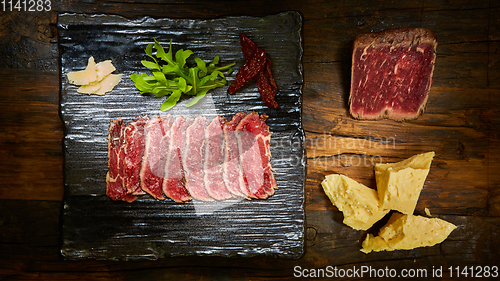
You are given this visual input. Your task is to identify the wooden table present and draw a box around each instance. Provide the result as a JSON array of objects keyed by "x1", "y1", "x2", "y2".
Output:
[{"x1": 1, "y1": 0, "x2": 499, "y2": 279}]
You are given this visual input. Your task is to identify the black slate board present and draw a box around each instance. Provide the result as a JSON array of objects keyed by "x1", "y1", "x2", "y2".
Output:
[{"x1": 58, "y1": 11, "x2": 305, "y2": 260}]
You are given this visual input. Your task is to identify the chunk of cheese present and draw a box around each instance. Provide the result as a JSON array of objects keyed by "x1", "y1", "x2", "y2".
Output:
[
  {"x1": 67, "y1": 56, "x2": 98, "y2": 85},
  {"x1": 322, "y1": 174, "x2": 390, "y2": 230},
  {"x1": 361, "y1": 213, "x2": 456, "y2": 253},
  {"x1": 375, "y1": 151, "x2": 435, "y2": 214}
]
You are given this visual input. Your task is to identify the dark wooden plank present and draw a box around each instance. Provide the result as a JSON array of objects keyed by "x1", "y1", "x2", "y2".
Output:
[
  {"x1": 0, "y1": 70, "x2": 64, "y2": 201},
  {"x1": 489, "y1": 5, "x2": 500, "y2": 89},
  {"x1": 0, "y1": 12, "x2": 58, "y2": 71}
]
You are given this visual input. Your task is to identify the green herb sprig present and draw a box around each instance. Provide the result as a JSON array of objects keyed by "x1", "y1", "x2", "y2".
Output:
[{"x1": 130, "y1": 39, "x2": 235, "y2": 111}]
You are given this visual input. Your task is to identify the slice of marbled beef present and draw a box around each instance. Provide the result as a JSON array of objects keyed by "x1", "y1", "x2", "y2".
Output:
[
  {"x1": 140, "y1": 115, "x2": 174, "y2": 200},
  {"x1": 235, "y1": 112, "x2": 277, "y2": 199},
  {"x1": 106, "y1": 118, "x2": 137, "y2": 202},
  {"x1": 163, "y1": 116, "x2": 193, "y2": 203},
  {"x1": 123, "y1": 115, "x2": 150, "y2": 195},
  {"x1": 204, "y1": 115, "x2": 233, "y2": 200}
]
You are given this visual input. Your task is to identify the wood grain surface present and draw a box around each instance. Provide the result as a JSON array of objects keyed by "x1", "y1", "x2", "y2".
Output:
[{"x1": 1, "y1": 0, "x2": 499, "y2": 280}]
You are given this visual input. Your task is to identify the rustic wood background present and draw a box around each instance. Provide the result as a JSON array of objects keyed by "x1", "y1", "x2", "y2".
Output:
[{"x1": 1, "y1": 0, "x2": 499, "y2": 279}]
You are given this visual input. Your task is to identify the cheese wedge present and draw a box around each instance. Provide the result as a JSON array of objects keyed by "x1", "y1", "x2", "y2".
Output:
[
  {"x1": 375, "y1": 152, "x2": 435, "y2": 214},
  {"x1": 361, "y1": 213, "x2": 456, "y2": 253},
  {"x1": 67, "y1": 56, "x2": 98, "y2": 85},
  {"x1": 322, "y1": 174, "x2": 390, "y2": 230}
]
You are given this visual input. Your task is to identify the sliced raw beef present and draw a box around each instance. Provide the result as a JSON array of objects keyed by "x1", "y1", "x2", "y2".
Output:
[
  {"x1": 204, "y1": 115, "x2": 233, "y2": 200},
  {"x1": 236, "y1": 112, "x2": 277, "y2": 199},
  {"x1": 222, "y1": 112, "x2": 246, "y2": 198},
  {"x1": 140, "y1": 115, "x2": 174, "y2": 200},
  {"x1": 349, "y1": 28, "x2": 437, "y2": 121},
  {"x1": 106, "y1": 112, "x2": 277, "y2": 203},
  {"x1": 123, "y1": 115, "x2": 149, "y2": 195},
  {"x1": 106, "y1": 118, "x2": 137, "y2": 202},
  {"x1": 163, "y1": 116, "x2": 193, "y2": 203},
  {"x1": 183, "y1": 115, "x2": 213, "y2": 201}
]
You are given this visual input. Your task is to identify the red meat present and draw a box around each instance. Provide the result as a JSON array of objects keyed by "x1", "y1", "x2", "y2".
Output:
[
  {"x1": 204, "y1": 115, "x2": 233, "y2": 200},
  {"x1": 222, "y1": 112, "x2": 246, "y2": 198},
  {"x1": 349, "y1": 28, "x2": 437, "y2": 121},
  {"x1": 236, "y1": 112, "x2": 277, "y2": 199},
  {"x1": 123, "y1": 115, "x2": 149, "y2": 195},
  {"x1": 183, "y1": 115, "x2": 213, "y2": 201},
  {"x1": 106, "y1": 112, "x2": 277, "y2": 203},
  {"x1": 105, "y1": 118, "x2": 137, "y2": 202},
  {"x1": 140, "y1": 115, "x2": 174, "y2": 200},
  {"x1": 162, "y1": 116, "x2": 193, "y2": 203}
]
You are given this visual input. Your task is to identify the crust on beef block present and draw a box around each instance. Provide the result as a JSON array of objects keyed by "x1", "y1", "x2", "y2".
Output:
[{"x1": 349, "y1": 28, "x2": 437, "y2": 121}]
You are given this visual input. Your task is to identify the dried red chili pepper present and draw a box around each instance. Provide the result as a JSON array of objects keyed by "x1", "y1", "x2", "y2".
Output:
[
  {"x1": 229, "y1": 33, "x2": 279, "y2": 108},
  {"x1": 240, "y1": 34, "x2": 278, "y2": 102},
  {"x1": 262, "y1": 61, "x2": 277, "y2": 96},
  {"x1": 228, "y1": 48, "x2": 267, "y2": 94},
  {"x1": 256, "y1": 71, "x2": 278, "y2": 108},
  {"x1": 240, "y1": 33, "x2": 256, "y2": 60}
]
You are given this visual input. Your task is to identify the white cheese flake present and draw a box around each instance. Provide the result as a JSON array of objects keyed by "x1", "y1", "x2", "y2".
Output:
[
  {"x1": 67, "y1": 56, "x2": 121, "y2": 95},
  {"x1": 67, "y1": 56, "x2": 98, "y2": 86}
]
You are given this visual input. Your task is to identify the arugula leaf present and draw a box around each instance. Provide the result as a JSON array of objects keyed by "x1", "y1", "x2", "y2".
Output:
[
  {"x1": 185, "y1": 88, "x2": 210, "y2": 107},
  {"x1": 195, "y1": 57, "x2": 207, "y2": 75},
  {"x1": 141, "y1": 60, "x2": 161, "y2": 71},
  {"x1": 151, "y1": 71, "x2": 166, "y2": 84},
  {"x1": 154, "y1": 38, "x2": 169, "y2": 62},
  {"x1": 160, "y1": 90, "x2": 182, "y2": 111},
  {"x1": 145, "y1": 43, "x2": 157, "y2": 63},
  {"x1": 131, "y1": 39, "x2": 235, "y2": 111},
  {"x1": 175, "y1": 49, "x2": 193, "y2": 68}
]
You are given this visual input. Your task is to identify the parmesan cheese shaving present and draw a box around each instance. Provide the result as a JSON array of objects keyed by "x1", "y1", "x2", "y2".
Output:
[
  {"x1": 67, "y1": 56, "x2": 121, "y2": 95},
  {"x1": 67, "y1": 57, "x2": 98, "y2": 86},
  {"x1": 94, "y1": 74, "x2": 123, "y2": 96}
]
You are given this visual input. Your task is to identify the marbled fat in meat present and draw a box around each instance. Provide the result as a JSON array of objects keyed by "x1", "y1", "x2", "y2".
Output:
[
  {"x1": 349, "y1": 28, "x2": 437, "y2": 121},
  {"x1": 163, "y1": 116, "x2": 193, "y2": 203},
  {"x1": 140, "y1": 115, "x2": 174, "y2": 200},
  {"x1": 123, "y1": 115, "x2": 149, "y2": 195},
  {"x1": 222, "y1": 112, "x2": 246, "y2": 198},
  {"x1": 204, "y1": 115, "x2": 233, "y2": 200},
  {"x1": 183, "y1": 115, "x2": 213, "y2": 201},
  {"x1": 106, "y1": 118, "x2": 137, "y2": 202}
]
